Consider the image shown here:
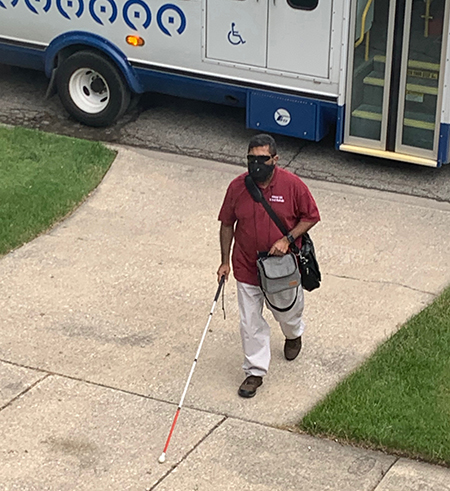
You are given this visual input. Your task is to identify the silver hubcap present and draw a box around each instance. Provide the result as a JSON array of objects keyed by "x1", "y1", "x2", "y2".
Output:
[{"x1": 68, "y1": 68, "x2": 110, "y2": 114}]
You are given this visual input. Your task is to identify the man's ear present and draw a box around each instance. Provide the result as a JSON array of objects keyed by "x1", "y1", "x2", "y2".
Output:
[{"x1": 273, "y1": 155, "x2": 279, "y2": 165}]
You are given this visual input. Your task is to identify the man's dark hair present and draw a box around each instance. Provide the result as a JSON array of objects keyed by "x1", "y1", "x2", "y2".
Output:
[{"x1": 248, "y1": 134, "x2": 277, "y2": 157}]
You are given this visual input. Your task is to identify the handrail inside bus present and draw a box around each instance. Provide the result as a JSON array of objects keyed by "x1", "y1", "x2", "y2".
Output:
[{"x1": 355, "y1": 0, "x2": 374, "y2": 48}]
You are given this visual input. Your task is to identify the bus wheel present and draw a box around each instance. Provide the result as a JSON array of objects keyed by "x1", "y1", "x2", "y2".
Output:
[{"x1": 56, "y1": 50, "x2": 131, "y2": 127}]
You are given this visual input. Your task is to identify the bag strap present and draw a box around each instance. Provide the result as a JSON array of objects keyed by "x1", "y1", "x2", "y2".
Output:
[{"x1": 244, "y1": 175, "x2": 300, "y2": 254}]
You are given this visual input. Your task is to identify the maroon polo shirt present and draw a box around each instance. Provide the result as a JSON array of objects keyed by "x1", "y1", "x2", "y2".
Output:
[{"x1": 218, "y1": 166, "x2": 320, "y2": 286}]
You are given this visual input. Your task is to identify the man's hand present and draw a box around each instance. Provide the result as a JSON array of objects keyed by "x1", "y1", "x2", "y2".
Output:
[
  {"x1": 217, "y1": 264, "x2": 231, "y2": 282},
  {"x1": 269, "y1": 237, "x2": 290, "y2": 256}
]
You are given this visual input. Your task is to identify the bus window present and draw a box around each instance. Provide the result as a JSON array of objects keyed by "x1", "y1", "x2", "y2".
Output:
[{"x1": 287, "y1": 0, "x2": 318, "y2": 10}]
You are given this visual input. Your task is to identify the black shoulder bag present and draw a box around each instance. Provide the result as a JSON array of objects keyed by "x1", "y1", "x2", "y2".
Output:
[{"x1": 244, "y1": 175, "x2": 321, "y2": 292}]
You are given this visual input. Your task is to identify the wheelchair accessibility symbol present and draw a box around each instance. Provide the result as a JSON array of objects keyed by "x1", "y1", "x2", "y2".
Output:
[{"x1": 227, "y1": 23, "x2": 246, "y2": 46}]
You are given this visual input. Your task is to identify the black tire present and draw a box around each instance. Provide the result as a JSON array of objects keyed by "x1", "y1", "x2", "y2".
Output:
[{"x1": 56, "y1": 50, "x2": 131, "y2": 127}]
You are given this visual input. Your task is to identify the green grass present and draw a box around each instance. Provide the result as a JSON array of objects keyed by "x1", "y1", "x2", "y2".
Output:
[
  {"x1": 300, "y1": 286, "x2": 450, "y2": 466},
  {"x1": 0, "y1": 126, "x2": 115, "y2": 256}
]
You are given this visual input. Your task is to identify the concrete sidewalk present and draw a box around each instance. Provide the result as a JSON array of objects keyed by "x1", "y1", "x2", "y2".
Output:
[{"x1": 1, "y1": 146, "x2": 450, "y2": 490}]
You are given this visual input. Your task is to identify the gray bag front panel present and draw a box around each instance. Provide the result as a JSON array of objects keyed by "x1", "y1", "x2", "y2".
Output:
[{"x1": 257, "y1": 253, "x2": 301, "y2": 294}]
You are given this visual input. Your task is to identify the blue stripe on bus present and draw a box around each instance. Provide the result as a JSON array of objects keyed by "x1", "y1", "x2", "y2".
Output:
[
  {"x1": 135, "y1": 66, "x2": 337, "y2": 141},
  {"x1": 0, "y1": 41, "x2": 45, "y2": 71},
  {"x1": 134, "y1": 66, "x2": 247, "y2": 107},
  {"x1": 438, "y1": 122, "x2": 450, "y2": 166},
  {"x1": 335, "y1": 104, "x2": 345, "y2": 148},
  {"x1": 0, "y1": 36, "x2": 338, "y2": 142}
]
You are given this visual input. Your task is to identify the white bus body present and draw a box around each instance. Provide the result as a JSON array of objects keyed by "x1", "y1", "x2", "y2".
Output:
[{"x1": 0, "y1": 0, "x2": 449, "y2": 166}]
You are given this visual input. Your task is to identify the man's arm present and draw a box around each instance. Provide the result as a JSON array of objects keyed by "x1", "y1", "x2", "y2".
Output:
[
  {"x1": 269, "y1": 220, "x2": 318, "y2": 256},
  {"x1": 287, "y1": 220, "x2": 317, "y2": 241},
  {"x1": 217, "y1": 223, "x2": 234, "y2": 282}
]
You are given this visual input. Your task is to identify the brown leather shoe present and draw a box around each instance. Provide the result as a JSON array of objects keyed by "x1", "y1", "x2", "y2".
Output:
[
  {"x1": 238, "y1": 376, "x2": 263, "y2": 398},
  {"x1": 284, "y1": 336, "x2": 302, "y2": 361}
]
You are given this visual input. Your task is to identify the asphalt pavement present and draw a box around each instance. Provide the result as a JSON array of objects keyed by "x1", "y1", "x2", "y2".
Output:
[
  {"x1": 1, "y1": 146, "x2": 450, "y2": 490},
  {"x1": 2, "y1": 64, "x2": 450, "y2": 203}
]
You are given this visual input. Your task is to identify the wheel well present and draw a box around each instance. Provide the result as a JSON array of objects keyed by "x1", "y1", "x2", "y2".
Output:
[
  {"x1": 46, "y1": 38, "x2": 142, "y2": 94},
  {"x1": 54, "y1": 45, "x2": 113, "y2": 69}
]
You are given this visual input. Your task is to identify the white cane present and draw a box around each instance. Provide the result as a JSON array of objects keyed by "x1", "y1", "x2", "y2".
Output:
[{"x1": 158, "y1": 275, "x2": 226, "y2": 463}]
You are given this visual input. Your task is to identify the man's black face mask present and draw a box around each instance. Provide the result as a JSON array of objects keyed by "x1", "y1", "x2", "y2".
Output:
[{"x1": 247, "y1": 155, "x2": 274, "y2": 183}]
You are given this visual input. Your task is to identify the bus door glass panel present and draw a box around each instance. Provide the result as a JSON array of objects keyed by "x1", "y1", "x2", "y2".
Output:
[
  {"x1": 347, "y1": 0, "x2": 392, "y2": 146},
  {"x1": 267, "y1": 0, "x2": 333, "y2": 78},
  {"x1": 396, "y1": 0, "x2": 446, "y2": 154},
  {"x1": 205, "y1": 0, "x2": 268, "y2": 67}
]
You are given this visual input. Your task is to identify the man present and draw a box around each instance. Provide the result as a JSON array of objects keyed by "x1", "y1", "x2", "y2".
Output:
[{"x1": 217, "y1": 134, "x2": 320, "y2": 398}]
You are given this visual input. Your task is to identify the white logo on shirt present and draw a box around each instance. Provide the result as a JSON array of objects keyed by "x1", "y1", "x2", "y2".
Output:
[{"x1": 269, "y1": 195, "x2": 284, "y2": 203}]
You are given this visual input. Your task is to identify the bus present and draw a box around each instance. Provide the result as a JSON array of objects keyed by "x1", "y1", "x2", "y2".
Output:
[{"x1": 0, "y1": 0, "x2": 449, "y2": 167}]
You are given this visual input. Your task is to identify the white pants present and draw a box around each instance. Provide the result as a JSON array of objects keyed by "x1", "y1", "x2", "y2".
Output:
[{"x1": 236, "y1": 281, "x2": 305, "y2": 378}]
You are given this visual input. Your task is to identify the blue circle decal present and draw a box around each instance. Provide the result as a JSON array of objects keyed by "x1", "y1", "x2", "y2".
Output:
[
  {"x1": 57, "y1": 0, "x2": 84, "y2": 19},
  {"x1": 157, "y1": 4, "x2": 186, "y2": 36},
  {"x1": 89, "y1": 0, "x2": 117, "y2": 25},
  {"x1": 6, "y1": 0, "x2": 189, "y2": 38},
  {"x1": 25, "y1": 0, "x2": 51, "y2": 14},
  {"x1": 123, "y1": 0, "x2": 151, "y2": 31}
]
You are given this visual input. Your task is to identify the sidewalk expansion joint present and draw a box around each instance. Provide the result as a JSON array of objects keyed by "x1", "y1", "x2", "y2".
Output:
[
  {"x1": 0, "y1": 373, "x2": 51, "y2": 413},
  {"x1": 0, "y1": 358, "x2": 49, "y2": 375},
  {"x1": 0, "y1": 360, "x2": 189, "y2": 409},
  {"x1": 369, "y1": 457, "x2": 399, "y2": 491},
  {"x1": 0, "y1": 358, "x2": 414, "y2": 481},
  {"x1": 0, "y1": 358, "x2": 230, "y2": 418},
  {"x1": 325, "y1": 273, "x2": 437, "y2": 297},
  {"x1": 0, "y1": 358, "x2": 300, "y2": 434},
  {"x1": 146, "y1": 416, "x2": 228, "y2": 491}
]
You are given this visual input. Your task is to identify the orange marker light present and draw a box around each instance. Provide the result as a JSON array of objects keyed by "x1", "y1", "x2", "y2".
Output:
[{"x1": 126, "y1": 35, "x2": 145, "y2": 47}]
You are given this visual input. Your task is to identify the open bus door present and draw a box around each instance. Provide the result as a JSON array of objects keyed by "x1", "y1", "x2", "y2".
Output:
[{"x1": 342, "y1": 0, "x2": 449, "y2": 166}]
